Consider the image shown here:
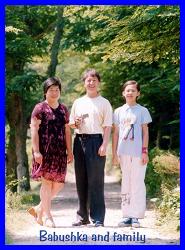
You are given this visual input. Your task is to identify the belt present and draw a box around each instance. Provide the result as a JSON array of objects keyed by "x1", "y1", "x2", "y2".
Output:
[{"x1": 76, "y1": 134, "x2": 102, "y2": 139}]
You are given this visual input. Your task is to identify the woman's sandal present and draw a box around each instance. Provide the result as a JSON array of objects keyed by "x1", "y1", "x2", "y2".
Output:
[{"x1": 27, "y1": 207, "x2": 43, "y2": 226}]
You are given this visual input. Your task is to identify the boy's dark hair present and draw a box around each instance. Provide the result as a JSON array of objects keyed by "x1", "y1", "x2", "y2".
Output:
[
  {"x1": 43, "y1": 77, "x2": 62, "y2": 99},
  {"x1": 122, "y1": 80, "x2": 140, "y2": 92},
  {"x1": 82, "y1": 69, "x2": 101, "y2": 82}
]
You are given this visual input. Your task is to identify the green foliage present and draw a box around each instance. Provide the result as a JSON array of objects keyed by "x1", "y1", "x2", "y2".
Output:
[
  {"x1": 99, "y1": 6, "x2": 179, "y2": 65},
  {"x1": 152, "y1": 151, "x2": 179, "y2": 190},
  {"x1": 6, "y1": 180, "x2": 40, "y2": 210},
  {"x1": 145, "y1": 148, "x2": 179, "y2": 198},
  {"x1": 5, "y1": 233, "x2": 13, "y2": 244},
  {"x1": 147, "y1": 149, "x2": 180, "y2": 231},
  {"x1": 157, "y1": 185, "x2": 180, "y2": 231},
  {"x1": 6, "y1": 189, "x2": 22, "y2": 210},
  {"x1": 145, "y1": 148, "x2": 163, "y2": 198},
  {"x1": 84, "y1": 5, "x2": 179, "y2": 150},
  {"x1": 6, "y1": 5, "x2": 57, "y2": 63}
]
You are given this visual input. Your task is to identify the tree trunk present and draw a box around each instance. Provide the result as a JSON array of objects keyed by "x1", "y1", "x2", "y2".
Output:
[
  {"x1": 6, "y1": 93, "x2": 30, "y2": 193},
  {"x1": 6, "y1": 121, "x2": 17, "y2": 192},
  {"x1": 47, "y1": 6, "x2": 64, "y2": 77},
  {"x1": 14, "y1": 94, "x2": 30, "y2": 192},
  {"x1": 6, "y1": 93, "x2": 18, "y2": 192}
]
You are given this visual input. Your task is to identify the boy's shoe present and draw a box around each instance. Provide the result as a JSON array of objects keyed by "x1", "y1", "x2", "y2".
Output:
[
  {"x1": 131, "y1": 218, "x2": 140, "y2": 228},
  {"x1": 118, "y1": 217, "x2": 132, "y2": 227}
]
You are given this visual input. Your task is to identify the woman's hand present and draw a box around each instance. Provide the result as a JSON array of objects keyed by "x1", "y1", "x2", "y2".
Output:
[
  {"x1": 112, "y1": 155, "x2": 119, "y2": 166},
  {"x1": 33, "y1": 152, "x2": 43, "y2": 165},
  {"x1": 141, "y1": 153, "x2": 149, "y2": 165}
]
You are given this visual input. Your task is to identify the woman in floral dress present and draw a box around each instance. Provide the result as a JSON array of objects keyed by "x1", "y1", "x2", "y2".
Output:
[{"x1": 28, "y1": 77, "x2": 73, "y2": 227}]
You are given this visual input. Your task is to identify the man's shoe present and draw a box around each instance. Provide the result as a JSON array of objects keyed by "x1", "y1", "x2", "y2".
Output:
[
  {"x1": 118, "y1": 217, "x2": 132, "y2": 227},
  {"x1": 94, "y1": 221, "x2": 104, "y2": 227},
  {"x1": 72, "y1": 220, "x2": 90, "y2": 226},
  {"x1": 131, "y1": 218, "x2": 140, "y2": 228}
]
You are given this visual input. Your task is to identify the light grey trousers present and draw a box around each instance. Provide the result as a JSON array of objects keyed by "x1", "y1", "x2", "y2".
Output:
[{"x1": 119, "y1": 155, "x2": 147, "y2": 219}]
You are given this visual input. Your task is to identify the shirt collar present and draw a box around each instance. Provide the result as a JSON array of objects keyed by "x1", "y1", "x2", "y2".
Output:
[{"x1": 124, "y1": 103, "x2": 138, "y2": 110}]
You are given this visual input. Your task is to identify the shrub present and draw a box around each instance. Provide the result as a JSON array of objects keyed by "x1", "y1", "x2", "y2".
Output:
[
  {"x1": 153, "y1": 152, "x2": 179, "y2": 190},
  {"x1": 157, "y1": 185, "x2": 180, "y2": 231},
  {"x1": 151, "y1": 150, "x2": 180, "y2": 231},
  {"x1": 145, "y1": 147, "x2": 163, "y2": 198}
]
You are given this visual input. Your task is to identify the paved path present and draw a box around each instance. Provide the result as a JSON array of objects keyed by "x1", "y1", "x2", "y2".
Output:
[{"x1": 6, "y1": 171, "x2": 180, "y2": 245}]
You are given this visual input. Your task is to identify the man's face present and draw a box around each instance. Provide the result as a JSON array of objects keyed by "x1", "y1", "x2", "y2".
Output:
[{"x1": 84, "y1": 75, "x2": 100, "y2": 93}]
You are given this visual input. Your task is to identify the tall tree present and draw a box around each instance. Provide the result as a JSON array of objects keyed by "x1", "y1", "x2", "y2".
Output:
[
  {"x1": 47, "y1": 6, "x2": 65, "y2": 76},
  {"x1": 6, "y1": 6, "x2": 57, "y2": 192}
]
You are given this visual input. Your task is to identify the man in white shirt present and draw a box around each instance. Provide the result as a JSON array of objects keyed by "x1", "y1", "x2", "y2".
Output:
[{"x1": 69, "y1": 69, "x2": 112, "y2": 227}]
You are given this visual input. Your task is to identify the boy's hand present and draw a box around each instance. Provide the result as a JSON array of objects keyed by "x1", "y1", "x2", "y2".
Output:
[{"x1": 141, "y1": 153, "x2": 149, "y2": 165}]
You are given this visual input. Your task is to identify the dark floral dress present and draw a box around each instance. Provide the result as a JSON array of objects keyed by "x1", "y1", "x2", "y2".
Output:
[{"x1": 31, "y1": 101, "x2": 69, "y2": 183}]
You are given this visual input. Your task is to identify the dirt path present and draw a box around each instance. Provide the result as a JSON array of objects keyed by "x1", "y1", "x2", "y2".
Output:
[{"x1": 6, "y1": 170, "x2": 179, "y2": 245}]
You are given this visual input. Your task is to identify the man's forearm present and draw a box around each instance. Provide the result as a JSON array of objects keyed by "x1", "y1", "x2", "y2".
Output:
[{"x1": 102, "y1": 126, "x2": 112, "y2": 147}]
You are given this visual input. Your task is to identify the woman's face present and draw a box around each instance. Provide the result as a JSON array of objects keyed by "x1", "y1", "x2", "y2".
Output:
[
  {"x1": 45, "y1": 85, "x2": 61, "y2": 101},
  {"x1": 122, "y1": 84, "x2": 140, "y2": 103}
]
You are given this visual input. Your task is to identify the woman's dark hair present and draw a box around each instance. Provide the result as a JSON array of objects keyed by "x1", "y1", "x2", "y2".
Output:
[
  {"x1": 82, "y1": 69, "x2": 101, "y2": 82},
  {"x1": 122, "y1": 80, "x2": 140, "y2": 92},
  {"x1": 43, "y1": 77, "x2": 62, "y2": 99}
]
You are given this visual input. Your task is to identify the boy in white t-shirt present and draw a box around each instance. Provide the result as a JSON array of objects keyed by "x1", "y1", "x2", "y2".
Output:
[
  {"x1": 112, "y1": 80, "x2": 152, "y2": 228},
  {"x1": 69, "y1": 69, "x2": 112, "y2": 227}
]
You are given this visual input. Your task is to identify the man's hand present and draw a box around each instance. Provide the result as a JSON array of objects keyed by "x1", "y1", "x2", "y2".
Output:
[
  {"x1": 74, "y1": 116, "x2": 83, "y2": 128},
  {"x1": 98, "y1": 144, "x2": 107, "y2": 156}
]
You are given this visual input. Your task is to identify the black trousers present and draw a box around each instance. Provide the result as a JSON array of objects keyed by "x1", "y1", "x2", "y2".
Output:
[{"x1": 73, "y1": 134, "x2": 106, "y2": 223}]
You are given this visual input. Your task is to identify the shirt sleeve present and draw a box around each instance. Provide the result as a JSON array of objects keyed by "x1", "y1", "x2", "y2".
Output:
[
  {"x1": 141, "y1": 107, "x2": 152, "y2": 124},
  {"x1": 69, "y1": 101, "x2": 76, "y2": 125},
  {"x1": 31, "y1": 103, "x2": 43, "y2": 120},
  {"x1": 102, "y1": 100, "x2": 113, "y2": 127},
  {"x1": 113, "y1": 108, "x2": 120, "y2": 125}
]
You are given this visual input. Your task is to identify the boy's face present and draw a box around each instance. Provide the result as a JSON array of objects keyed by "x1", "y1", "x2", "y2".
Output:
[
  {"x1": 122, "y1": 84, "x2": 140, "y2": 103},
  {"x1": 84, "y1": 75, "x2": 100, "y2": 93}
]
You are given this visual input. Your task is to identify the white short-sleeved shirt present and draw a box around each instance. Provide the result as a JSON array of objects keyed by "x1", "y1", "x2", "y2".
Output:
[
  {"x1": 113, "y1": 103, "x2": 152, "y2": 157},
  {"x1": 69, "y1": 95, "x2": 112, "y2": 134}
]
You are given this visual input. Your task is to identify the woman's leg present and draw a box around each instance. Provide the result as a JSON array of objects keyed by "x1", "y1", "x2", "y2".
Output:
[
  {"x1": 51, "y1": 182, "x2": 64, "y2": 198},
  {"x1": 35, "y1": 182, "x2": 64, "y2": 211},
  {"x1": 39, "y1": 178, "x2": 52, "y2": 219},
  {"x1": 39, "y1": 181, "x2": 64, "y2": 226}
]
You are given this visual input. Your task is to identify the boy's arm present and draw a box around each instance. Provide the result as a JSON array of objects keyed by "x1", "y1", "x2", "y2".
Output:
[
  {"x1": 112, "y1": 124, "x2": 119, "y2": 165},
  {"x1": 141, "y1": 123, "x2": 149, "y2": 165}
]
